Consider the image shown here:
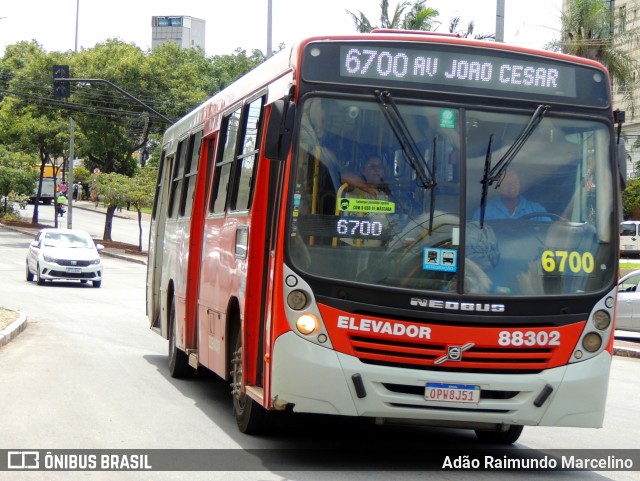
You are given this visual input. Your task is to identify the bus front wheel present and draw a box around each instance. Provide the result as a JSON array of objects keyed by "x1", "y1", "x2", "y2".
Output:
[
  {"x1": 230, "y1": 325, "x2": 273, "y2": 434},
  {"x1": 475, "y1": 424, "x2": 523, "y2": 444}
]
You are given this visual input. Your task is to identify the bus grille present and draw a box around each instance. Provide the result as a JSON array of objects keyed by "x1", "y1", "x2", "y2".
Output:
[{"x1": 350, "y1": 335, "x2": 554, "y2": 374}]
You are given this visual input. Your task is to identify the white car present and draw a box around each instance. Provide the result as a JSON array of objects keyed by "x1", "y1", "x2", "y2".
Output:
[
  {"x1": 616, "y1": 269, "x2": 640, "y2": 332},
  {"x1": 26, "y1": 228, "x2": 104, "y2": 287}
]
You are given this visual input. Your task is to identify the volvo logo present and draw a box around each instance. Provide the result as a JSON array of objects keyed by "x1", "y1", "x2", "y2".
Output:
[
  {"x1": 434, "y1": 342, "x2": 474, "y2": 365},
  {"x1": 410, "y1": 297, "x2": 505, "y2": 313}
]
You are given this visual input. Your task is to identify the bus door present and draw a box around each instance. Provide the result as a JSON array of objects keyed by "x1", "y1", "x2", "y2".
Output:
[
  {"x1": 148, "y1": 151, "x2": 174, "y2": 333},
  {"x1": 620, "y1": 221, "x2": 640, "y2": 256}
]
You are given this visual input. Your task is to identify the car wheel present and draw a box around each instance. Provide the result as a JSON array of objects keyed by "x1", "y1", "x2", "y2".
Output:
[
  {"x1": 36, "y1": 264, "x2": 45, "y2": 286},
  {"x1": 26, "y1": 261, "x2": 34, "y2": 282},
  {"x1": 92, "y1": 280, "x2": 101, "y2": 288}
]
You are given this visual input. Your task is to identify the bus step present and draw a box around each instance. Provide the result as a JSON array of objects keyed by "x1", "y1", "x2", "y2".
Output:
[
  {"x1": 245, "y1": 385, "x2": 264, "y2": 404},
  {"x1": 187, "y1": 350, "x2": 198, "y2": 369}
]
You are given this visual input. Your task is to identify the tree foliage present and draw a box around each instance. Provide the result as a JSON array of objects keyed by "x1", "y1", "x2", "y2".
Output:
[
  {"x1": 128, "y1": 167, "x2": 157, "y2": 251},
  {"x1": 0, "y1": 166, "x2": 36, "y2": 215},
  {"x1": 346, "y1": 0, "x2": 439, "y2": 33},
  {"x1": 548, "y1": 0, "x2": 639, "y2": 101},
  {"x1": 0, "y1": 35, "x2": 267, "y2": 239},
  {"x1": 622, "y1": 178, "x2": 640, "y2": 219}
]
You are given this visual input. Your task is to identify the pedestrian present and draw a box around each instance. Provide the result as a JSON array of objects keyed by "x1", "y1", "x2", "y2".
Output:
[{"x1": 57, "y1": 193, "x2": 68, "y2": 217}]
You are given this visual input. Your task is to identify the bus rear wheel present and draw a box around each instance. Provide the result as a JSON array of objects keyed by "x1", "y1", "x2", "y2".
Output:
[
  {"x1": 230, "y1": 325, "x2": 273, "y2": 434},
  {"x1": 475, "y1": 424, "x2": 523, "y2": 444},
  {"x1": 168, "y1": 302, "x2": 193, "y2": 378}
]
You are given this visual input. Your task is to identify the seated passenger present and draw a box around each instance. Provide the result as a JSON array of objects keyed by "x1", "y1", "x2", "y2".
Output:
[{"x1": 473, "y1": 171, "x2": 546, "y2": 221}]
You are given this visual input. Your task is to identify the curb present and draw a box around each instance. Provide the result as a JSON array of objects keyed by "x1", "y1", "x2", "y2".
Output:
[
  {"x1": 0, "y1": 311, "x2": 27, "y2": 348},
  {"x1": 101, "y1": 250, "x2": 147, "y2": 265},
  {"x1": 613, "y1": 345, "x2": 640, "y2": 359}
]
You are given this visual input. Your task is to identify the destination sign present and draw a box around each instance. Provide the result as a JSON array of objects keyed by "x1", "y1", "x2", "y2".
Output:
[
  {"x1": 301, "y1": 41, "x2": 609, "y2": 108},
  {"x1": 340, "y1": 46, "x2": 576, "y2": 97}
]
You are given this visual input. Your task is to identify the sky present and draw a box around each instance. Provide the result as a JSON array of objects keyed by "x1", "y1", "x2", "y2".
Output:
[{"x1": 0, "y1": 0, "x2": 563, "y2": 56}]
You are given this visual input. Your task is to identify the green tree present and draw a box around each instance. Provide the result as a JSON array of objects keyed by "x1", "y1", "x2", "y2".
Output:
[
  {"x1": 622, "y1": 177, "x2": 640, "y2": 219},
  {"x1": 0, "y1": 166, "x2": 36, "y2": 215},
  {"x1": 91, "y1": 172, "x2": 130, "y2": 240},
  {"x1": 0, "y1": 41, "x2": 71, "y2": 223},
  {"x1": 347, "y1": 0, "x2": 439, "y2": 33},
  {"x1": 69, "y1": 40, "x2": 216, "y2": 240},
  {"x1": 548, "y1": 0, "x2": 638, "y2": 101},
  {"x1": 209, "y1": 48, "x2": 265, "y2": 92},
  {"x1": 446, "y1": 17, "x2": 494, "y2": 40},
  {"x1": 127, "y1": 167, "x2": 157, "y2": 251},
  {"x1": 72, "y1": 166, "x2": 91, "y2": 185}
]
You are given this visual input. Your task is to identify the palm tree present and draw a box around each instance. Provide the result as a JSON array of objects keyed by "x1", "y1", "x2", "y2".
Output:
[
  {"x1": 447, "y1": 16, "x2": 494, "y2": 40},
  {"x1": 547, "y1": 0, "x2": 638, "y2": 101},
  {"x1": 346, "y1": 0, "x2": 439, "y2": 33}
]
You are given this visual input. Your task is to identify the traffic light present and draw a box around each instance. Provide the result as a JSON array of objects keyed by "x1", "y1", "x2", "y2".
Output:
[{"x1": 53, "y1": 65, "x2": 70, "y2": 98}]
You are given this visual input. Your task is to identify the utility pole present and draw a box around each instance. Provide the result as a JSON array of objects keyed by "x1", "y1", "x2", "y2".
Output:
[
  {"x1": 496, "y1": 0, "x2": 505, "y2": 43},
  {"x1": 67, "y1": 0, "x2": 79, "y2": 230},
  {"x1": 266, "y1": 0, "x2": 273, "y2": 58}
]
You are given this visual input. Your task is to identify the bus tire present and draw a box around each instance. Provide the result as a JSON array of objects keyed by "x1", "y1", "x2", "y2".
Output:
[
  {"x1": 475, "y1": 424, "x2": 523, "y2": 444},
  {"x1": 230, "y1": 324, "x2": 272, "y2": 434},
  {"x1": 168, "y1": 302, "x2": 193, "y2": 378}
]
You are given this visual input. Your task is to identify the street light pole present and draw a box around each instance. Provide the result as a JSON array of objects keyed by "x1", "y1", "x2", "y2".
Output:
[
  {"x1": 67, "y1": 0, "x2": 79, "y2": 229},
  {"x1": 495, "y1": 0, "x2": 505, "y2": 43},
  {"x1": 266, "y1": 0, "x2": 272, "y2": 58}
]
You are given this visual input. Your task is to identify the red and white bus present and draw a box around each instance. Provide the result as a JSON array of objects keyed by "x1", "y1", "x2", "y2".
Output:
[{"x1": 147, "y1": 31, "x2": 625, "y2": 443}]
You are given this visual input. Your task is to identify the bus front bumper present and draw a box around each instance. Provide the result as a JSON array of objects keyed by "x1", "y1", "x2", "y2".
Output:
[{"x1": 270, "y1": 332, "x2": 611, "y2": 429}]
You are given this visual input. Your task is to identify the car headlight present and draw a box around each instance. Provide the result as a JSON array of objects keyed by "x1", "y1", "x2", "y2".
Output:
[
  {"x1": 43, "y1": 254, "x2": 57, "y2": 263},
  {"x1": 89, "y1": 258, "x2": 101, "y2": 265}
]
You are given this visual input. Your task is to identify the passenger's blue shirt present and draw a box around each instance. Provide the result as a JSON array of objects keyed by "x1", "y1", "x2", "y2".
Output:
[{"x1": 472, "y1": 196, "x2": 546, "y2": 221}]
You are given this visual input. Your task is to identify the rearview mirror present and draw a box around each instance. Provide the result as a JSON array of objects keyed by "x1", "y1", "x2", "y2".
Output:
[{"x1": 264, "y1": 99, "x2": 296, "y2": 161}]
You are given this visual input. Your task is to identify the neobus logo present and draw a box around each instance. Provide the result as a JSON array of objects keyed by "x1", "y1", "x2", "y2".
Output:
[{"x1": 410, "y1": 298, "x2": 505, "y2": 313}]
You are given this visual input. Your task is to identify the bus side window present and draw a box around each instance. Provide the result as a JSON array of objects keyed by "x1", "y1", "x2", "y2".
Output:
[
  {"x1": 232, "y1": 96, "x2": 264, "y2": 211},
  {"x1": 168, "y1": 139, "x2": 188, "y2": 218},
  {"x1": 210, "y1": 108, "x2": 241, "y2": 214},
  {"x1": 179, "y1": 130, "x2": 202, "y2": 218},
  {"x1": 151, "y1": 150, "x2": 167, "y2": 221}
]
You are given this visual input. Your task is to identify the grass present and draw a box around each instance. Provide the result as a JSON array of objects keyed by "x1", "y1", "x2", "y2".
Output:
[{"x1": 620, "y1": 262, "x2": 639, "y2": 269}]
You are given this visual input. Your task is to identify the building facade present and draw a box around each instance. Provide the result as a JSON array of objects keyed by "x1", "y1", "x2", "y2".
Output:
[
  {"x1": 559, "y1": 0, "x2": 640, "y2": 178},
  {"x1": 151, "y1": 16, "x2": 206, "y2": 51},
  {"x1": 608, "y1": 0, "x2": 640, "y2": 179}
]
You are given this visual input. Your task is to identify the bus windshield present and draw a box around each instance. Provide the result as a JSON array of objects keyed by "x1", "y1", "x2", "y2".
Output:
[{"x1": 287, "y1": 96, "x2": 615, "y2": 296}]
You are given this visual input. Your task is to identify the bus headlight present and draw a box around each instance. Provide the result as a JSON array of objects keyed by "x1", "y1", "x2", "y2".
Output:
[
  {"x1": 296, "y1": 314, "x2": 319, "y2": 335},
  {"x1": 582, "y1": 332, "x2": 602, "y2": 353},
  {"x1": 592, "y1": 310, "x2": 611, "y2": 330},
  {"x1": 287, "y1": 290, "x2": 308, "y2": 310}
]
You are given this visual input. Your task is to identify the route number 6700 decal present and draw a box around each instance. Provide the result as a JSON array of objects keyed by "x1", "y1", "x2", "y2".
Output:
[{"x1": 541, "y1": 250, "x2": 595, "y2": 274}]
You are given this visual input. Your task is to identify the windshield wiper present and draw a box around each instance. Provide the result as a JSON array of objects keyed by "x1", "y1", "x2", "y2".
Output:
[
  {"x1": 374, "y1": 90, "x2": 436, "y2": 190},
  {"x1": 483, "y1": 104, "x2": 550, "y2": 186},
  {"x1": 478, "y1": 134, "x2": 494, "y2": 229},
  {"x1": 478, "y1": 104, "x2": 550, "y2": 228}
]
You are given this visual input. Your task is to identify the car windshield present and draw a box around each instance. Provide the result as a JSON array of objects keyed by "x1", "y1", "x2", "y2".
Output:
[
  {"x1": 43, "y1": 232, "x2": 93, "y2": 248},
  {"x1": 287, "y1": 96, "x2": 616, "y2": 296}
]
